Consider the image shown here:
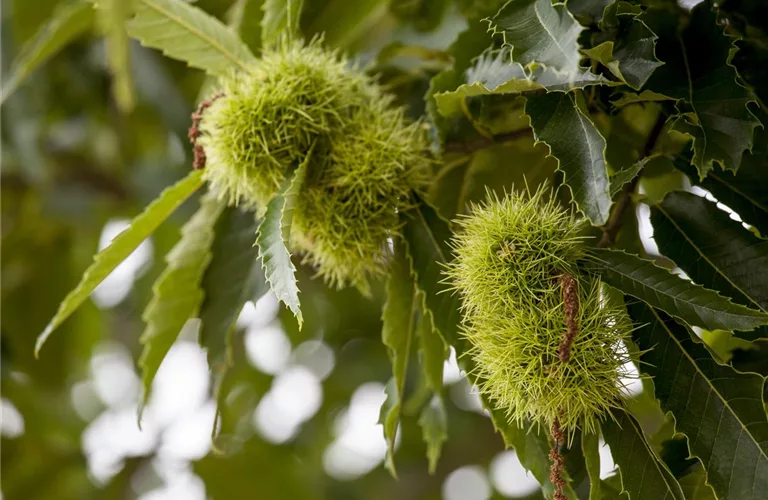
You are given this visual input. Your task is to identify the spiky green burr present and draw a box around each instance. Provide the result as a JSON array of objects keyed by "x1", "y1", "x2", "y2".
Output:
[
  {"x1": 446, "y1": 187, "x2": 633, "y2": 437},
  {"x1": 198, "y1": 40, "x2": 429, "y2": 291}
]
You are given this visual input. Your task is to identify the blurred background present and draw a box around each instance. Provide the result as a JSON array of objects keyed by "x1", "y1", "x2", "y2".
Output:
[{"x1": 1, "y1": 0, "x2": 707, "y2": 498}]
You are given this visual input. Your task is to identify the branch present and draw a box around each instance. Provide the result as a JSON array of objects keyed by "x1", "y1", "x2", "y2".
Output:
[{"x1": 597, "y1": 113, "x2": 667, "y2": 248}]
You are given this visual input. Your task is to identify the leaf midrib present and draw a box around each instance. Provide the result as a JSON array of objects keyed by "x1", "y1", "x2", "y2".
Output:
[
  {"x1": 650, "y1": 307, "x2": 768, "y2": 464},
  {"x1": 655, "y1": 204, "x2": 764, "y2": 312},
  {"x1": 138, "y1": 0, "x2": 251, "y2": 73}
]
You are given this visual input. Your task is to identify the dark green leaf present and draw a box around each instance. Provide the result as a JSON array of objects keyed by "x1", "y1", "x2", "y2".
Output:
[
  {"x1": 567, "y1": 0, "x2": 614, "y2": 21},
  {"x1": 401, "y1": 199, "x2": 460, "y2": 345},
  {"x1": 581, "y1": 431, "x2": 602, "y2": 500},
  {"x1": 261, "y1": 0, "x2": 302, "y2": 46},
  {"x1": 588, "y1": 248, "x2": 768, "y2": 332},
  {"x1": 199, "y1": 205, "x2": 265, "y2": 375},
  {"x1": 36, "y1": 170, "x2": 205, "y2": 356},
  {"x1": 418, "y1": 302, "x2": 447, "y2": 394},
  {"x1": 139, "y1": 190, "x2": 225, "y2": 411},
  {"x1": 380, "y1": 239, "x2": 418, "y2": 476},
  {"x1": 526, "y1": 91, "x2": 612, "y2": 225},
  {"x1": 489, "y1": 0, "x2": 583, "y2": 74},
  {"x1": 582, "y1": 2, "x2": 662, "y2": 90},
  {"x1": 629, "y1": 302, "x2": 768, "y2": 500},
  {"x1": 127, "y1": 0, "x2": 258, "y2": 76},
  {"x1": 674, "y1": 134, "x2": 768, "y2": 237},
  {"x1": 644, "y1": 4, "x2": 760, "y2": 176},
  {"x1": 602, "y1": 409, "x2": 685, "y2": 500},
  {"x1": 1, "y1": 1, "x2": 95, "y2": 105},
  {"x1": 256, "y1": 152, "x2": 311, "y2": 328},
  {"x1": 651, "y1": 191, "x2": 768, "y2": 312}
]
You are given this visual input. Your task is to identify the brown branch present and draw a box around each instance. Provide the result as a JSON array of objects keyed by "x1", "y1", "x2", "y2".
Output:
[
  {"x1": 443, "y1": 128, "x2": 533, "y2": 154},
  {"x1": 188, "y1": 92, "x2": 224, "y2": 170},
  {"x1": 549, "y1": 419, "x2": 567, "y2": 500},
  {"x1": 597, "y1": 112, "x2": 667, "y2": 249}
]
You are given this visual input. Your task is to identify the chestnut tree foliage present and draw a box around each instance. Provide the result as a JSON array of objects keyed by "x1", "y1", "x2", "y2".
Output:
[{"x1": 3, "y1": 0, "x2": 768, "y2": 499}]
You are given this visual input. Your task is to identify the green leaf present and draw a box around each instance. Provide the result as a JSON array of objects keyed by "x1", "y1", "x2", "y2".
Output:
[
  {"x1": 199, "y1": 205, "x2": 265, "y2": 376},
  {"x1": 377, "y1": 378, "x2": 400, "y2": 474},
  {"x1": 582, "y1": 431, "x2": 602, "y2": 500},
  {"x1": 525, "y1": 91, "x2": 612, "y2": 225},
  {"x1": 602, "y1": 409, "x2": 685, "y2": 500},
  {"x1": 609, "y1": 154, "x2": 665, "y2": 198},
  {"x1": 418, "y1": 395, "x2": 448, "y2": 474},
  {"x1": 138, "y1": 190, "x2": 225, "y2": 411},
  {"x1": 644, "y1": 4, "x2": 760, "y2": 176},
  {"x1": 36, "y1": 170, "x2": 205, "y2": 356},
  {"x1": 582, "y1": 2, "x2": 662, "y2": 90},
  {"x1": 305, "y1": 0, "x2": 388, "y2": 49},
  {"x1": 434, "y1": 50, "x2": 613, "y2": 119},
  {"x1": 401, "y1": 199, "x2": 460, "y2": 345},
  {"x1": 261, "y1": 0, "x2": 303, "y2": 46},
  {"x1": 94, "y1": 0, "x2": 135, "y2": 112},
  {"x1": 418, "y1": 302, "x2": 447, "y2": 395},
  {"x1": 673, "y1": 137, "x2": 768, "y2": 237},
  {"x1": 127, "y1": 0, "x2": 258, "y2": 77},
  {"x1": 628, "y1": 302, "x2": 768, "y2": 500},
  {"x1": 256, "y1": 152, "x2": 311, "y2": 328},
  {"x1": 1, "y1": 1, "x2": 95, "y2": 105},
  {"x1": 588, "y1": 248, "x2": 768, "y2": 332},
  {"x1": 567, "y1": 0, "x2": 614, "y2": 21},
  {"x1": 651, "y1": 191, "x2": 768, "y2": 312},
  {"x1": 380, "y1": 239, "x2": 418, "y2": 476},
  {"x1": 229, "y1": 0, "x2": 264, "y2": 53},
  {"x1": 489, "y1": 0, "x2": 583, "y2": 74}
]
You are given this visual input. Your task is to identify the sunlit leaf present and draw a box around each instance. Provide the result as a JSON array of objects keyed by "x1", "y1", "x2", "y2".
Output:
[
  {"x1": 139, "y1": 190, "x2": 225, "y2": 412},
  {"x1": 36, "y1": 170, "x2": 205, "y2": 356},
  {"x1": 256, "y1": 151, "x2": 312, "y2": 328},
  {"x1": 261, "y1": 0, "x2": 303, "y2": 46},
  {"x1": 127, "y1": 0, "x2": 258, "y2": 76}
]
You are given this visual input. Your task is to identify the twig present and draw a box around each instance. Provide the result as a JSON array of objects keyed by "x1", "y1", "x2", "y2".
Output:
[
  {"x1": 549, "y1": 419, "x2": 567, "y2": 500},
  {"x1": 557, "y1": 273, "x2": 579, "y2": 363},
  {"x1": 597, "y1": 113, "x2": 666, "y2": 248}
]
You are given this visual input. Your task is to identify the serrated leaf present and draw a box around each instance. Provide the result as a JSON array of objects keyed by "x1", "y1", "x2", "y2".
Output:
[
  {"x1": 199, "y1": 205, "x2": 265, "y2": 375},
  {"x1": 1, "y1": 1, "x2": 95, "y2": 105},
  {"x1": 418, "y1": 302, "x2": 447, "y2": 394},
  {"x1": 489, "y1": 0, "x2": 583, "y2": 74},
  {"x1": 418, "y1": 395, "x2": 448, "y2": 474},
  {"x1": 628, "y1": 302, "x2": 768, "y2": 500},
  {"x1": 380, "y1": 239, "x2": 418, "y2": 476},
  {"x1": 567, "y1": 0, "x2": 614, "y2": 21},
  {"x1": 127, "y1": 0, "x2": 257, "y2": 77},
  {"x1": 609, "y1": 154, "x2": 664, "y2": 198},
  {"x1": 378, "y1": 378, "x2": 400, "y2": 476},
  {"x1": 643, "y1": 4, "x2": 760, "y2": 176},
  {"x1": 525, "y1": 91, "x2": 612, "y2": 225},
  {"x1": 588, "y1": 248, "x2": 768, "y2": 332},
  {"x1": 401, "y1": 199, "x2": 460, "y2": 345},
  {"x1": 582, "y1": 2, "x2": 662, "y2": 90},
  {"x1": 261, "y1": 0, "x2": 302, "y2": 46},
  {"x1": 602, "y1": 409, "x2": 685, "y2": 500},
  {"x1": 36, "y1": 170, "x2": 204, "y2": 356},
  {"x1": 651, "y1": 191, "x2": 768, "y2": 341},
  {"x1": 582, "y1": 431, "x2": 602, "y2": 500},
  {"x1": 94, "y1": 0, "x2": 135, "y2": 111},
  {"x1": 652, "y1": 191, "x2": 768, "y2": 312},
  {"x1": 673, "y1": 136, "x2": 768, "y2": 237},
  {"x1": 434, "y1": 49, "x2": 613, "y2": 119},
  {"x1": 139, "y1": 190, "x2": 225, "y2": 411},
  {"x1": 256, "y1": 152, "x2": 311, "y2": 328}
]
